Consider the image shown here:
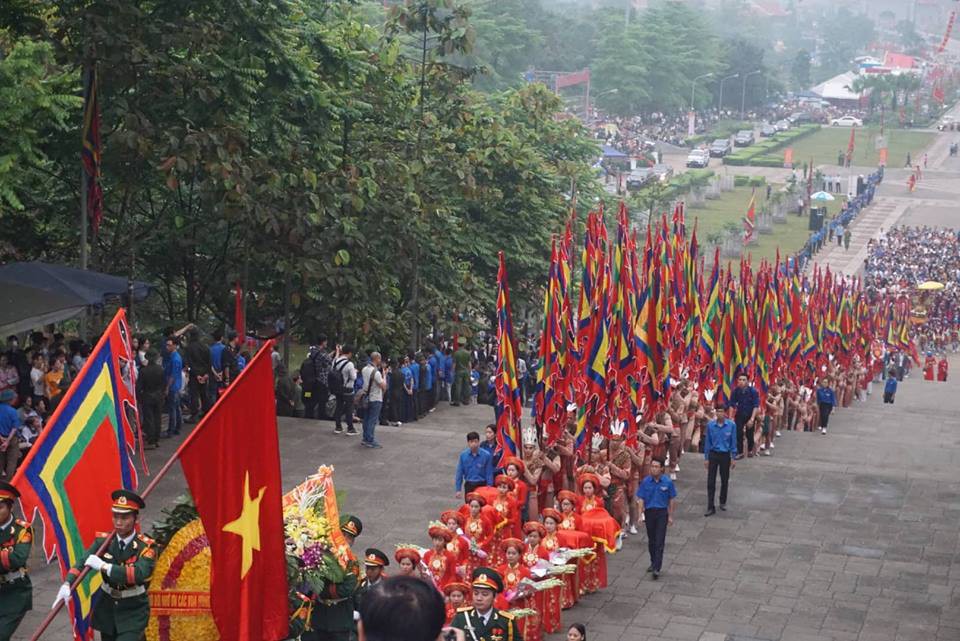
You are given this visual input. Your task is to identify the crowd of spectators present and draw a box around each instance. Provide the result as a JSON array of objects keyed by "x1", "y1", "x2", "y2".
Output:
[
  {"x1": 0, "y1": 333, "x2": 102, "y2": 478},
  {"x1": 864, "y1": 226, "x2": 960, "y2": 354}
]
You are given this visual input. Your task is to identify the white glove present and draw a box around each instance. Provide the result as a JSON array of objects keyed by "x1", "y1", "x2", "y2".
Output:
[
  {"x1": 84, "y1": 555, "x2": 106, "y2": 572},
  {"x1": 53, "y1": 583, "x2": 71, "y2": 609}
]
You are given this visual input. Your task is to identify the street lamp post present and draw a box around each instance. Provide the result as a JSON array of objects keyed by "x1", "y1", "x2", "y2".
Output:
[
  {"x1": 689, "y1": 73, "x2": 714, "y2": 137},
  {"x1": 590, "y1": 88, "x2": 618, "y2": 123},
  {"x1": 718, "y1": 73, "x2": 739, "y2": 114},
  {"x1": 741, "y1": 69, "x2": 762, "y2": 120},
  {"x1": 690, "y1": 72, "x2": 715, "y2": 111}
]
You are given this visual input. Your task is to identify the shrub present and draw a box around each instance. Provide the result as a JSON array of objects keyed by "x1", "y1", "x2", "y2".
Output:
[
  {"x1": 734, "y1": 175, "x2": 751, "y2": 187},
  {"x1": 752, "y1": 155, "x2": 787, "y2": 167},
  {"x1": 749, "y1": 176, "x2": 766, "y2": 187},
  {"x1": 723, "y1": 155, "x2": 751, "y2": 166}
]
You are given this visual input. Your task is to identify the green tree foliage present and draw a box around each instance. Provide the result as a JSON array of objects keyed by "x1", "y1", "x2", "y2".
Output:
[
  {"x1": 790, "y1": 50, "x2": 812, "y2": 91},
  {"x1": 1, "y1": 0, "x2": 599, "y2": 354},
  {"x1": 592, "y1": 3, "x2": 719, "y2": 115},
  {"x1": 0, "y1": 32, "x2": 79, "y2": 212}
]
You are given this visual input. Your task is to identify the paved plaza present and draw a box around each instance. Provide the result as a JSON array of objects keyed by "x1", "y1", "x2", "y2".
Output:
[
  {"x1": 16, "y1": 118, "x2": 960, "y2": 641},
  {"x1": 15, "y1": 368, "x2": 960, "y2": 641}
]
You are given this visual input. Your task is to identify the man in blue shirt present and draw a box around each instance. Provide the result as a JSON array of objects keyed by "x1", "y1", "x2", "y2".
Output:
[
  {"x1": 0, "y1": 389, "x2": 22, "y2": 480},
  {"x1": 883, "y1": 369, "x2": 898, "y2": 404},
  {"x1": 454, "y1": 431, "x2": 494, "y2": 501},
  {"x1": 703, "y1": 406, "x2": 737, "y2": 517},
  {"x1": 816, "y1": 377, "x2": 837, "y2": 435},
  {"x1": 635, "y1": 457, "x2": 676, "y2": 579},
  {"x1": 408, "y1": 356, "x2": 420, "y2": 418},
  {"x1": 727, "y1": 373, "x2": 760, "y2": 458},
  {"x1": 163, "y1": 337, "x2": 184, "y2": 437},
  {"x1": 209, "y1": 329, "x2": 226, "y2": 388}
]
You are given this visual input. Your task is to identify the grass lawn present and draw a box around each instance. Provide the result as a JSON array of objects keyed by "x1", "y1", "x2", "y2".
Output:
[
  {"x1": 688, "y1": 186, "x2": 844, "y2": 263},
  {"x1": 785, "y1": 126, "x2": 934, "y2": 168}
]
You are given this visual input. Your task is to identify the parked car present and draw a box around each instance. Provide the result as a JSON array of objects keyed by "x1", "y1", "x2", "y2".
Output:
[
  {"x1": 830, "y1": 115, "x2": 863, "y2": 127},
  {"x1": 774, "y1": 119, "x2": 791, "y2": 132},
  {"x1": 709, "y1": 138, "x2": 732, "y2": 157},
  {"x1": 788, "y1": 112, "x2": 814, "y2": 124},
  {"x1": 626, "y1": 168, "x2": 654, "y2": 191},
  {"x1": 650, "y1": 164, "x2": 674, "y2": 183},
  {"x1": 686, "y1": 149, "x2": 710, "y2": 168},
  {"x1": 760, "y1": 124, "x2": 777, "y2": 137},
  {"x1": 734, "y1": 130, "x2": 755, "y2": 147}
]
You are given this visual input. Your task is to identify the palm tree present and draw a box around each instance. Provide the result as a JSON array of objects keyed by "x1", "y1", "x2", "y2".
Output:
[{"x1": 846, "y1": 75, "x2": 891, "y2": 117}]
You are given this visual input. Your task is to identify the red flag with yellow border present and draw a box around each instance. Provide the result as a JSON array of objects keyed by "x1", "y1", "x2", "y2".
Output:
[{"x1": 177, "y1": 342, "x2": 288, "y2": 641}]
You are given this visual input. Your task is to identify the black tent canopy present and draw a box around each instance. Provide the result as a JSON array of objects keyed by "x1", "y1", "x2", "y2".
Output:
[{"x1": 0, "y1": 262, "x2": 152, "y2": 335}]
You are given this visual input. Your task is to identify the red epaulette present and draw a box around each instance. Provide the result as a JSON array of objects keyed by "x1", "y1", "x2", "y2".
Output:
[{"x1": 136, "y1": 533, "x2": 156, "y2": 546}]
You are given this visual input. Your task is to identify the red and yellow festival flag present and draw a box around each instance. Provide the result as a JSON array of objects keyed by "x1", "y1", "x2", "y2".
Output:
[
  {"x1": 495, "y1": 251, "x2": 523, "y2": 454},
  {"x1": 743, "y1": 193, "x2": 756, "y2": 245},
  {"x1": 14, "y1": 309, "x2": 140, "y2": 640},
  {"x1": 177, "y1": 343, "x2": 288, "y2": 641},
  {"x1": 82, "y1": 64, "x2": 104, "y2": 234}
]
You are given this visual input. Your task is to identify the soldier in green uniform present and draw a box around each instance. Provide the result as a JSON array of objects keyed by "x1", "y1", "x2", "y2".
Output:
[
  {"x1": 0, "y1": 481, "x2": 32, "y2": 641},
  {"x1": 304, "y1": 514, "x2": 363, "y2": 641},
  {"x1": 353, "y1": 547, "x2": 388, "y2": 611},
  {"x1": 53, "y1": 489, "x2": 157, "y2": 641},
  {"x1": 451, "y1": 567, "x2": 523, "y2": 641}
]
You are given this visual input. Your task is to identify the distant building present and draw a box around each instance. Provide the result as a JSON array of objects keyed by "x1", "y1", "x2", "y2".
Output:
[{"x1": 809, "y1": 71, "x2": 868, "y2": 109}]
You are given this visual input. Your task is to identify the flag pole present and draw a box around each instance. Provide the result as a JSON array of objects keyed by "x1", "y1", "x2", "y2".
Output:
[{"x1": 30, "y1": 341, "x2": 276, "y2": 640}]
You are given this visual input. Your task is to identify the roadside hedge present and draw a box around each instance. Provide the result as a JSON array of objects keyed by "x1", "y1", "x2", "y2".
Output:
[{"x1": 722, "y1": 124, "x2": 820, "y2": 167}]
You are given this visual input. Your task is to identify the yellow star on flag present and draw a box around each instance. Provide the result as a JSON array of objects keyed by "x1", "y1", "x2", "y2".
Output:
[{"x1": 222, "y1": 471, "x2": 266, "y2": 580}]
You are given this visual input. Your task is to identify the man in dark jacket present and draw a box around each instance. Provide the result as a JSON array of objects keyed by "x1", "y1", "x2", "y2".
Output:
[
  {"x1": 136, "y1": 350, "x2": 165, "y2": 448},
  {"x1": 183, "y1": 330, "x2": 212, "y2": 422},
  {"x1": 300, "y1": 335, "x2": 331, "y2": 420}
]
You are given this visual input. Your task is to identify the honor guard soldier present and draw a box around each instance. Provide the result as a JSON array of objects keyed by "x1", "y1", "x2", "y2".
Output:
[
  {"x1": 306, "y1": 514, "x2": 363, "y2": 641},
  {"x1": 53, "y1": 489, "x2": 156, "y2": 641},
  {"x1": 0, "y1": 481, "x2": 32, "y2": 641},
  {"x1": 451, "y1": 567, "x2": 523, "y2": 641},
  {"x1": 354, "y1": 547, "x2": 389, "y2": 610}
]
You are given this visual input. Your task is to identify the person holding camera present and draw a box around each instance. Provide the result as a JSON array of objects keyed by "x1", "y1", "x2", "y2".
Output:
[{"x1": 359, "y1": 352, "x2": 388, "y2": 448}]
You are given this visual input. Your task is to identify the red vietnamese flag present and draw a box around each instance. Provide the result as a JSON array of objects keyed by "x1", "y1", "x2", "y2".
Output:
[{"x1": 177, "y1": 341, "x2": 288, "y2": 641}]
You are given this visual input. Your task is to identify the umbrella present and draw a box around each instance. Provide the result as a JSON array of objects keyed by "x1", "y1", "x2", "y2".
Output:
[
  {"x1": 917, "y1": 281, "x2": 944, "y2": 291},
  {"x1": 810, "y1": 191, "x2": 835, "y2": 202}
]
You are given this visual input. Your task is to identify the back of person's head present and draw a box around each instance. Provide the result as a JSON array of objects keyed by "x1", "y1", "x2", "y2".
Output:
[
  {"x1": 358, "y1": 576, "x2": 444, "y2": 641},
  {"x1": 342, "y1": 344, "x2": 355, "y2": 356}
]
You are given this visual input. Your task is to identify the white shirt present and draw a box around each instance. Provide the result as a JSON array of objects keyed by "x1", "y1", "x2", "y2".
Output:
[
  {"x1": 31, "y1": 367, "x2": 45, "y2": 397},
  {"x1": 360, "y1": 365, "x2": 384, "y2": 403},
  {"x1": 333, "y1": 357, "x2": 357, "y2": 390}
]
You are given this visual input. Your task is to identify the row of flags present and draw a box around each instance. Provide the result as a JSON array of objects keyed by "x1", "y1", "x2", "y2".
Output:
[
  {"x1": 496, "y1": 201, "x2": 918, "y2": 455},
  {"x1": 14, "y1": 310, "x2": 288, "y2": 641}
]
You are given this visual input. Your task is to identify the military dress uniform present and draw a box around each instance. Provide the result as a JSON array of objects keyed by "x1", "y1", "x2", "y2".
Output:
[
  {"x1": 0, "y1": 481, "x2": 32, "y2": 641},
  {"x1": 353, "y1": 547, "x2": 389, "y2": 612},
  {"x1": 306, "y1": 515, "x2": 363, "y2": 641},
  {"x1": 451, "y1": 567, "x2": 523, "y2": 641},
  {"x1": 63, "y1": 490, "x2": 156, "y2": 641}
]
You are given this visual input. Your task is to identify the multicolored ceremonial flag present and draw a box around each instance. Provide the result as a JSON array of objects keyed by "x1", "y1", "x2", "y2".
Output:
[
  {"x1": 14, "y1": 309, "x2": 140, "y2": 640},
  {"x1": 82, "y1": 64, "x2": 104, "y2": 234},
  {"x1": 846, "y1": 126, "x2": 856, "y2": 166},
  {"x1": 743, "y1": 193, "x2": 756, "y2": 245},
  {"x1": 495, "y1": 251, "x2": 523, "y2": 455},
  {"x1": 178, "y1": 341, "x2": 289, "y2": 641}
]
